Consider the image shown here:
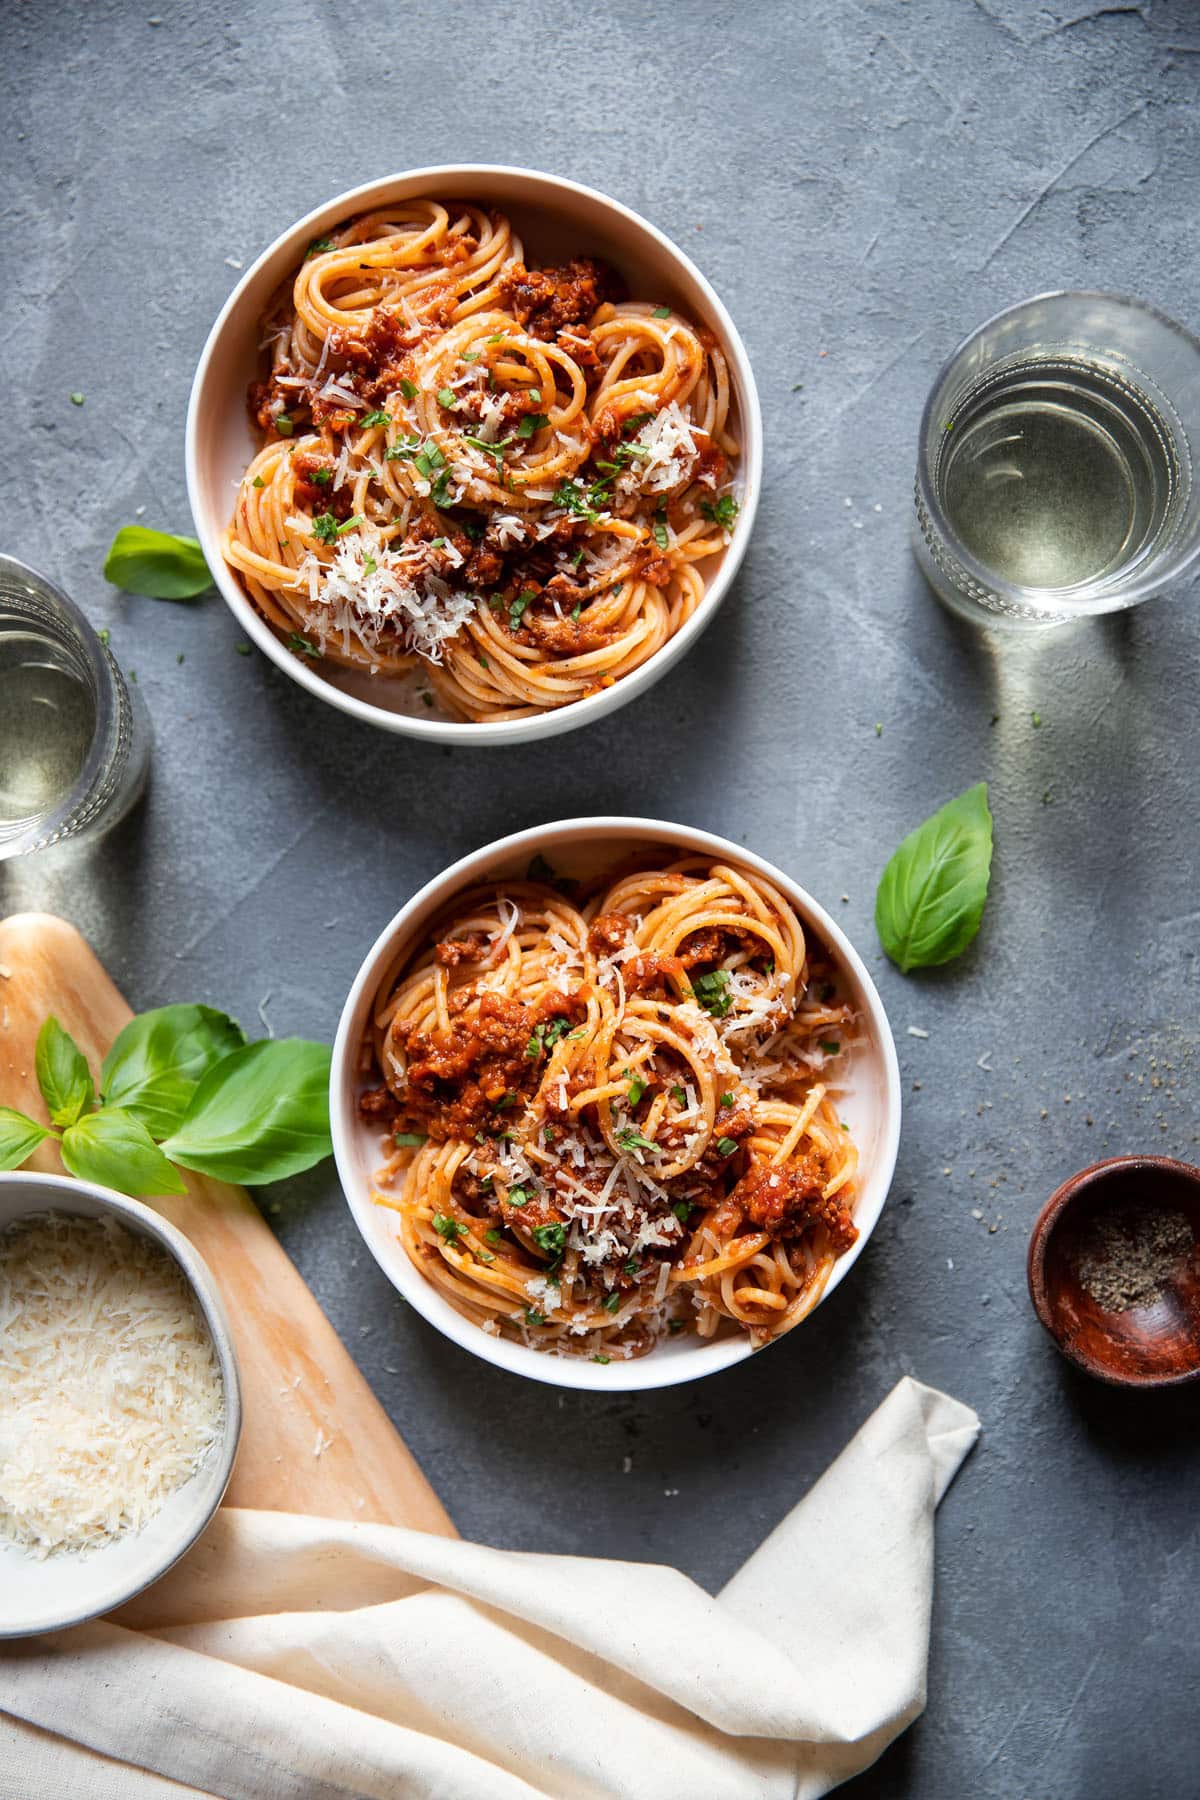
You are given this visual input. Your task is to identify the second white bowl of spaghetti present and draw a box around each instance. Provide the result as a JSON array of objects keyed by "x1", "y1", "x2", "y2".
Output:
[
  {"x1": 188, "y1": 166, "x2": 760, "y2": 745},
  {"x1": 332, "y1": 820, "x2": 900, "y2": 1390}
]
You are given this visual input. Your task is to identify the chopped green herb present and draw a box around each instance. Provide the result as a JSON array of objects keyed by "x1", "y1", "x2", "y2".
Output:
[
  {"x1": 716, "y1": 1136, "x2": 738, "y2": 1156},
  {"x1": 486, "y1": 332, "x2": 506, "y2": 344},
  {"x1": 667, "y1": 1318, "x2": 686, "y2": 1334},
  {"x1": 494, "y1": 1091, "x2": 519, "y2": 1111},
  {"x1": 517, "y1": 412, "x2": 549, "y2": 439},
  {"x1": 461, "y1": 351, "x2": 479, "y2": 363},
  {"x1": 691, "y1": 969, "x2": 732, "y2": 1018},
  {"x1": 177, "y1": 651, "x2": 185, "y2": 664},
  {"x1": 475, "y1": 1247, "x2": 495, "y2": 1263},
  {"x1": 671, "y1": 1085, "x2": 686, "y2": 1105},
  {"x1": 601, "y1": 1293, "x2": 622, "y2": 1314},
  {"x1": 509, "y1": 587, "x2": 535, "y2": 632},
  {"x1": 305, "y1": 236, "x2": 333, "y2": 259},
  {"x1": 436, "y1": 386, "x2": 458, "y2": 410},
  {"x1": 384, "y1": 434, "x2": 421, "y2": 462},
  {"x1": 532, "y1": 1222, "x2": 566, "y2": 1255},
  {"x1": 671, "y1": 1201, "x2": 693, "y2": 1223},
  {"x1": 98, "y1": 627, "x2": 110, "y2": 646},
  {"x1": 525, "y1": 1307, "x2": 546, "y2": 1326},
  {"x1": 485, "y1": 1228, "x2": 503, "y2": 1246},
  {"x1": 624, "y1": 411, "x2": 653, "y2": 434},
  {"x1": 700, "y1": 495, "x2": 739, "y2": 529},
  {"x1": 616, "y1": 1128, "x2": 657, "y2": 1155},
  {"x1": 311, "y1": 512, "x2": 339, "y2": 545},
  {"x1": 479, "y1": 653, "x2": 489, "y2": 669},
  {"x1": 394, "y1": 1132, "x2": 428, "y2": 1147},
  {"x1": 358, "y1": 410, "x2": 390, "y2": 429},
  {"x1": 363, "y1": 554, "x2": 377, "y2": 576},
  {"x1": 429, "y1": 536, "x2": 445, "y2": 548},
  {"x1": 251, "y1": 475, "x2": 266, "y2": 488},
  {"x1": 719, "y1": 1092, "x2": 734, "y2": 1108},
  {"x1": 69, "y1": 391, "x2": 85, "y2": 406},
  {"x1": 398, "y1": 378, "x2": 418, "y2": 400},
  {"x1": 592, "y1": 1354, "x2": 611, "y2": 1364},
  {"x1": 234, "y1": 643, "x2": 251, "y2": 657},
  {"x1": 820, "y1": 1040, "x2": 840, "y2": 1055},
  {"x1": 336, "y1": 514, "x2": 364, "y2": 535},
  {"x1": 274, "y1": 413, "x2": 294, "y2": 437},
  {"x1": 624, "y1": 1258, "x2": 640, "y2": 1278},
  {"x1": 652, "y1": 516, "x2": 669, "y2": 550},
  {"x1": 432, "y1": 1213, "x2": 461, "y2": 1244},
  {"x1": 1031, "y1": 710, "x2": 1042, "y2": 728},
  {"x1": 286, "y1": 631, "x2": 320, "y2": 659},
  {"x1": 527, "y1": 1017, "x2": 570, "y2": 1060},
  {"x1": 652, "y1": 305, "x2": 671, "y2": 319},
  {"x1": 570, "y1": 602, "x2": 582, "y2": 622},
  {"x1": 626, "y1": 1072, "x2": 647, "y2": 1106}
]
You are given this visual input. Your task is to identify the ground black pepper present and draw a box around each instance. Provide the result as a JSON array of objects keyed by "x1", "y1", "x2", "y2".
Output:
[{"x1": 1073, "y1": 1203, "x2": 1194, "y2": 1313}]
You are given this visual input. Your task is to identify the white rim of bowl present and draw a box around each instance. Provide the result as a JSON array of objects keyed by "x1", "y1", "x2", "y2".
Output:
[
  {"x1": 0, "y1": 1171, "x2": 243, "y2": 1635},
  {"x1": 331, "y1": 817, "x2": 902, "y2": 1391},
  {"x1": 186, "y1": 164, "x2": 763, "y2": 747}
]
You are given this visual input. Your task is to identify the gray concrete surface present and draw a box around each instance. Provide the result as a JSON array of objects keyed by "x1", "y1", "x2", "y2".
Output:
[{"x1": 3, "y1": 1, "x2": 1199, "y2": 1793}]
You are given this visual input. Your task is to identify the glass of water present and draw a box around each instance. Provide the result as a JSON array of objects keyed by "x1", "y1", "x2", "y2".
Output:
[
  {"x1": 0, "y1": 554, "x2": 151, "y2": 860},
  {"x1": 914, "y1": 291, "x2": 1200, "y2": 627}
]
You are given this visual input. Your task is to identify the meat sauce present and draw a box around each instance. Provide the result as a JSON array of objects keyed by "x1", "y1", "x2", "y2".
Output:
[{"x1": 374, "y1": 988, "x2": 586, "y2": 1141}]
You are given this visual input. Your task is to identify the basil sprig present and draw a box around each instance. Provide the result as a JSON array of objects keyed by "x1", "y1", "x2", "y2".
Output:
[
  {"x1": 161, "y1": 1039, "x2": 332, "y2": 1185},
  {"x1": 0, "y1": 1005, "x2": 332, "y2": 1194},
  {"x1": 103, "y1": 526, "x2": 214, "y2": 599},
  {"x1": 874, "y1": 783, "x2": 993, "y2": 972}
]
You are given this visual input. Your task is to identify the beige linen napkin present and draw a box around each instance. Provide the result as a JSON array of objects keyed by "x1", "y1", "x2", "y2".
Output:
[{"x1": 0, "y1": 1375, "x2": 977, "y2": 1800}]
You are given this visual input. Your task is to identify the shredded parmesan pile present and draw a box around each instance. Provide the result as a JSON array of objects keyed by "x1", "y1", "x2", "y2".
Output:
[
  {"x1": 0, "y1": 1213, "x2": 224, "y2": 1558},
  {"x1": 294, "y1": 525, "x2": 478, "y2": 664}
]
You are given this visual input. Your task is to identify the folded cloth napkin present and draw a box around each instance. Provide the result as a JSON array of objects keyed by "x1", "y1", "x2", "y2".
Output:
[{"x1": 0, "y1": 1375, "x2": 978, "y2": 1800}]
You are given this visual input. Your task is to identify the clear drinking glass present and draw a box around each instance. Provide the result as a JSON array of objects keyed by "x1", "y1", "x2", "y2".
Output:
[
  {"x1": 0, "y1": 554, "x2": 151, "y2": 859},
  {"x1": 914, "y1": 291, "x2": 1200, "y2": 628}
]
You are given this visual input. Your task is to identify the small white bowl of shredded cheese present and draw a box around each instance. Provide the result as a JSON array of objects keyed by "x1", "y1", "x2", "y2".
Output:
[{"x1": 0, "y1": 1173, "x2": 241, "y2": 1637}]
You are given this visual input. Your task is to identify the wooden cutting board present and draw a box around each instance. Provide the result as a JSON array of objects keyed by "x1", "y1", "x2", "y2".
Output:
[{"x1": 0, "y1": 912, "x2": 456, "y2": 1538}]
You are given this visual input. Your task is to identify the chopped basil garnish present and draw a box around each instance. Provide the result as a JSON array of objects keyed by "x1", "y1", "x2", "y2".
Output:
[
  {"x1": 716, "y1": 1136, "x2": 738, "y2": 1156},
  {"x1": 652, "y1": 305, "x2": 670, "y2": 318},
  {"x1": 432, "y1": 1213, "x2": 461, "y2": 1243},
  {"x1": 509, "y1": 587, "x2": 535, "y2": 631},
  {"x1": 601, "y1": 1293, "x2": 621, "y2": 1314},
  {"x1": 517, "y1": 412, "x2": 549, "y2": 439},
  {"x1": 700, "y1": 495, "x2": 740, "y2": 529},
  {"x1": 398, "y1": 378, "x2": 418, "y2": 400},
  {"x1": 691, "y1": 969, "x2": 732, "y2": 1018},
  {"x1": 616, "y1": 1128, "x2": 657, "y2": 1155},
  {"x1": 286, "y1": 632, "x2": 320, "y2": 659},
  {"x1": 312, "y1": 513, "x2": 339, "y2": 545},
  {"x1": 532, "y1": 1222, "x2": 566, "y2": 1255},
  {"x1": 436, "y1": 386, "x2": 458, "y2": 409},
  {"x1": 359, "y1": 410, "x2": 390, "y2": 428},
  {"x1": 394, "y1": 1131, "x2": 427, "y2": 1146}
]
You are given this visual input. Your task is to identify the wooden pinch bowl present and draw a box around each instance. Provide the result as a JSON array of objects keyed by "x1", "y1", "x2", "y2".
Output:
[{"x1": 1028, "y1": 1155, "x2": 1200, "y2": 1388}]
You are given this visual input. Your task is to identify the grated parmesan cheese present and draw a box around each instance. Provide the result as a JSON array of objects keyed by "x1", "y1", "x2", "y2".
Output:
[
  {"x1": 0, "y1": 1213, "x2": 224, "y2": 1559},
  {"x1": 297, "y1": 526, "x2": 477, "y2": 664}
]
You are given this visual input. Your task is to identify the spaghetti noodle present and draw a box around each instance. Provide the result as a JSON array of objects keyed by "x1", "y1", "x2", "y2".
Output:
[
  {"x1": 225, "y1": 200, "x2": 741, "y2": 721},
  {"x1": 358, "y1": 853, "x2": 860, "y2": 1360}
]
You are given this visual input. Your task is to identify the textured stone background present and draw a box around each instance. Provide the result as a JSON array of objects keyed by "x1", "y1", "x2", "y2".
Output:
[{"x1": 2, "y1": 0, "x2": 1199, "y2": 1793}]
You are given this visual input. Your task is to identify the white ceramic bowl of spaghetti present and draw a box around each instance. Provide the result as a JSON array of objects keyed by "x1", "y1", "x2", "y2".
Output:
[
  {"x1": 332, "y1": 819, "x2": 901, "y2": 1391},
  {"x1": 187, "y1": 166, "x2": 762, "y2": 746}
]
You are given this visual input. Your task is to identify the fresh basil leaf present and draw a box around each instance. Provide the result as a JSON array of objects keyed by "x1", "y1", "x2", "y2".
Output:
[
  {"x1": 160, "y1": 1038, "x2": 332, "y2": 1184},
  {"x1": 0, "y1": 1108, "x2": 52, "y2": 1170},
  {"x1": 103, "y1": 526, "x2": 213, "y2": 600},
  {"x1": 100, "y1": 1004, "x2": 247, "y2": 1138},
  {"x1": 60, "y1": 1107, "x2": 186, "y2": 1197},
  {"x1": 875, "y1": 782, "x2": 993, "y2": 972},
  {"x1": 35, "y1": 1017, "x2": 94, "y2": 1128}
]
